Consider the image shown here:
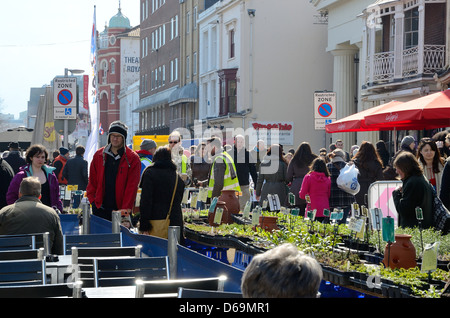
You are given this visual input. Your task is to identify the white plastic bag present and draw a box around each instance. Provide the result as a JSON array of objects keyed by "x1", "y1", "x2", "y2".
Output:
[{"x1": 337, "y1": 163, "x2": 360, "y2": 195}]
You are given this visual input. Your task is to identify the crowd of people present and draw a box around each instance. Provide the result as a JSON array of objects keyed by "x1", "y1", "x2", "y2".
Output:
[{"x1": 1, "y1": 121, "x2": 450, "y2": 256}]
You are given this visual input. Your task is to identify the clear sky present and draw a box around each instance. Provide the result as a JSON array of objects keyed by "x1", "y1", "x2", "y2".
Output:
[{"x1": 0, "y1": 0, "x2": 139, "y2": 119}]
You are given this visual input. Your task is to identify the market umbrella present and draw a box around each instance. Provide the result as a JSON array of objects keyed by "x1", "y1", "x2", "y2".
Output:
[
  {"x1": 364, "y1": 89, "x2": 450, "y2": 130},
  {"x1": 325, "y1": 101, "x2": 404, "y2": 133}
]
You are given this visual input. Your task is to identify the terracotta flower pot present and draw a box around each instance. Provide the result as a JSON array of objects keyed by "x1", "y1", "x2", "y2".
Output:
[
  {"x1": 208, "y1": 201, "x2": 229, "y2": 226},
  {"x1": 383, "y1": 234, "x2": 417, "y2": 269},
  {"x1": 258, "y1": 216, "x2": 279, "y2": 232},
  {"x1": 219, "y1": 190, "x2": 240, "y2": 216}
]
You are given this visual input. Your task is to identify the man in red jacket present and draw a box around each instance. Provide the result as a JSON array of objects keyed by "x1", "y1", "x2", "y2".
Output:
[{"x1": 86, "y1": 121, "x2": 141, "y2": 221}]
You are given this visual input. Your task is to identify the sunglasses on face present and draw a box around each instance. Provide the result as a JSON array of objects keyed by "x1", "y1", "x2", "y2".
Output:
[{"x1": 169, "y1": 141, "x2": 178, "y2": 144}]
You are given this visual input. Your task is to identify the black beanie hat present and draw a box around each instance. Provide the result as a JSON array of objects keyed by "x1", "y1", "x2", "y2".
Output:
[{"x1": 108, "y1": 121, "x2": 128, "y2": 144}]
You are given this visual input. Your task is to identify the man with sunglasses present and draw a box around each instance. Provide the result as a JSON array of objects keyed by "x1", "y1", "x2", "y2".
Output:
[{"x1": 168, "y1": 131, "x2": 191, "y2": 185}]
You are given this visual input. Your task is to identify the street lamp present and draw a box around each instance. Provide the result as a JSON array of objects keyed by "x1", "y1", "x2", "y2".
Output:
[
  {"x1": 63, "y1": 68, "x2": 85, "y2": 148},
  {"x1": 65, "y1": 68, "x2": 85, "y2": 76}
]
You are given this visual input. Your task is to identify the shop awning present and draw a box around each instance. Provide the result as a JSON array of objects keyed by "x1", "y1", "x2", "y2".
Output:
[
  {"x1": 133, "y1": 86, "x2": 178, "y2": 113},
  {"x1": 168, "y1": 82, "x2": 198, "y2": 106}
]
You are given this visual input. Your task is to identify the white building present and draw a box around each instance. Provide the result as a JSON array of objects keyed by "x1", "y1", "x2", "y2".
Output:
[
  {"x1": 118, "y1": 27, "x2": 141, "y2": 145},
  {"x1": 197, "y1": 0, "x2": 334, "y2": 151},
  {"x1": 311, "y1": 0, "x2": 449, "y2": 151}
]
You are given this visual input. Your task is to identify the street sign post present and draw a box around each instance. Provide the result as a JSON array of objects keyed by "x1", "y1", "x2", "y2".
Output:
[
  {"x1": 53, "y1": 77, "x2": 77, "y2": 120},
  {"x1": 314, "y1": 92, "x2": 336, "y2": 130},
  {"x1": 54, "y1": 76, "x2": 78, "y2": 148}
]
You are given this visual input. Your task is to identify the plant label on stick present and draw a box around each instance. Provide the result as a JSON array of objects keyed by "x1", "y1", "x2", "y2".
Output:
[
  {"x1": 370, "y1": 208, "x2": 382, "y2": 231},
  {"x1": 421, "y1": 242, "x2": 439, "y2": 273},
  {"x1": 348, "y1": 217, "x2": 364, "y2": 233},
  {"x1": 415, "y1": 207, "x2": 423, "y2": 220},
  {"x1": 190, "y1": 194, "x2": 198, "y2": 209},
  {"x1": 243, "y1": 201, "x2": 251, "y2": 219},
  {"x1": 252, "y1": 208, "x2": 260, "y2": 226},
  {"x1": 208, "y1": 197, "x2": 218, "y2": 213},
  {"x1": 355, "y1": 217, "x2": 366, "y2": 240},
  {"x1": 382, "y1": 216, "x2": 395, "y2": 242},
  {"x1": 323, "y1": 209, "x2": 330, "y2": 217},
  {"x1": 199, "y1": 187, "x2": 208, "y2": 203},
  {"x1": 307, "y1": 209, "x2": 316, "y2": 221},
  {"x1": 213, "y1": 207, "x2": 223, "y2": 225},
  {"x1": 305, "y1": 195, "x2": 311, "y2": 204},
  {"x1": 291, "y1": 208, "x2": 300, "y2": 216},
  {"x1": 182, "y1": 189, "x2": 190, "y2": 205},
  {"x1": 262, "y1": 200, "x2": 268, "y2": 210},
  {"x1": 352, "y1": 203, "x2": 360, "y2": 218},
  {"x1": 288, "y1": 193, "x2": 295, "y2": 206},
  {"x1": 330, "y1": 208, "x2": 343, "y2": 221}
]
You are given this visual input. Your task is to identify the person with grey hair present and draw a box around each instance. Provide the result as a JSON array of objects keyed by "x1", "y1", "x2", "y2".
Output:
[
  {"x1": 241, "y1": 243, "x2": 323, "y2": 298},
  {"x1": 0, "y1": 177, "x2": 63, "y2": 254}
]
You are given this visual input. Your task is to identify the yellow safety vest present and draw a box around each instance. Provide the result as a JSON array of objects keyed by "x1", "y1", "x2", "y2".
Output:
[
  {"x1": 208, "y1": 151, "x2": 241, "y2": 198},
  {"x1": 181, "y1": 154, "x2": 187, "y2": 173}
]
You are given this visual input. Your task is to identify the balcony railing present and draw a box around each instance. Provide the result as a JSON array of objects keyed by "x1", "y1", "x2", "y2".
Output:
[{"x1": 365, "y1": 44, "x2": 446, "y2": 86}]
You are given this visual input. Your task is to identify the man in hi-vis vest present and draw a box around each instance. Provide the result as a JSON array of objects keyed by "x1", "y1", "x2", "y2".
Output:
[{"x1": 201, "y1": 136, "x2": 240, "y2": 199}]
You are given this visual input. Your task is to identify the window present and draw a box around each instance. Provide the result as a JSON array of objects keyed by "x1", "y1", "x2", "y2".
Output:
[
  {"x1": 171, "y1": 15, "x2": 178, "y2": 40},
  {"x1": 186, "y1": 11, "x2": 190, "y2": 34},
  {"x1": 110, "y1": 60, "x2": 115, "y2": 74},
  {"x1": 404, "y1": 7, "x2": 418, "y2": 49},
  {"x1": 186, "y1": 55, "x2": 190, "y2": 79},
  {"x1": 111, "y1": 87, "x2": 115, "y2": 104},
  {"x1": 228, "y1": 80, "x2": 236, "y2": 113},
  {"x1": 229, "y1": 29, "x2": 235, "y2": 58},
  {"x1": 193, "y1": 52, "x2": 197, "y2": 75},
  {"x1": 102, "y1": 60, "x2": 108, "y2": 84},
  {"x1": 193, "y1": 7, "x2": 198, "y2": 29}
]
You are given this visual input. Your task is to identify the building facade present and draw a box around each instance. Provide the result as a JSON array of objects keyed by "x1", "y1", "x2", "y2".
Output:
[
  {"x1": 96, "y1": 7, "x2": 133, "y2": 143},
  {"x1": 135, "y1": 0, "x2": 180, "y2": 136},
  {"x1": 197, "y1": 0, "x2": 333, "y2": 150},
  {"x1": 311, "y1": 0, "x2": 449, "y2": 152}
]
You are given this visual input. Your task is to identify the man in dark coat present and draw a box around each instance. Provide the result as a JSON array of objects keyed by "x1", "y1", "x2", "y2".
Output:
[
  {"x1": 231, "y1": 135, "x2": 258, "y2": 209},
  {"x1": 4, "y1": 142, "x2": 26, "y2": 174},
  {"x1": 0, "y1": 158, "x2": 14, "y2": 209},
  {"x1": 62, "y1": 145, "x2": 88, "y2": 191}
]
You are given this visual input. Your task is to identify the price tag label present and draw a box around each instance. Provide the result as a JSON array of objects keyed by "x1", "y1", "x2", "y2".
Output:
[{"x1": 323, "y1": 209, "x2": 330, "y2": 217}]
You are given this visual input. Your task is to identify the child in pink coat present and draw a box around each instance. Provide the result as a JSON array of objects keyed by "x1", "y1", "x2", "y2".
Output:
[{"x1": 299, "y1": 158, "x2": 331, "y2": 221}]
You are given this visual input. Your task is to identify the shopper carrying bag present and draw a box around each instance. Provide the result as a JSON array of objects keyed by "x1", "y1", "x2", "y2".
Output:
[{"x1": 139, "y1": 146, "x2": 185, "y2": 243}]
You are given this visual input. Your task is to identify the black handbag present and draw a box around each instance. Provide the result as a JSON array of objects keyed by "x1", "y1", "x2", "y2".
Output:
[{"x1": 430, "y1": 185, "x2": 450, "y2": 233}]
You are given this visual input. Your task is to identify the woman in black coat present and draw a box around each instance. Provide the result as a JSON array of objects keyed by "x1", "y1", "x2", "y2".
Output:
[
  {"x1": 392, "y1": 152, "x2": 433, "y2": 229},
  {"x1": 139, "y1": 146, "x2": 186, "y2": 244},
  {"x1": 352, "y1": 141, "x2": 384, "y2": 206}
]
